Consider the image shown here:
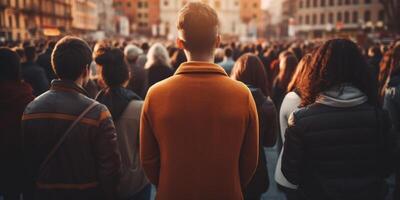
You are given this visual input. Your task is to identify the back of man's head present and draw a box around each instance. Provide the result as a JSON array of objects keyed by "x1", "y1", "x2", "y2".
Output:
[
  {"x1": 52, "y1": 36, "x2": 92, "y2": 81},
  {"x1": 24, "y1": 46, "x2": 36, "y2": 62},
  {"x1": 224, "y1": 47, "x2": 233, "y2": 58},
  {"x1": 177, "y1": 2, "x2": 219, "y2": 54},
  {"x1": 0, "y1": 47, "x2": 21, "y2": 82},
  {"x1": 47, "y1": 40, "x2": 57, "y2": 50}
]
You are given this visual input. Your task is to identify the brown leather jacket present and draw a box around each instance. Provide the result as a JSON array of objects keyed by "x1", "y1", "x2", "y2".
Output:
[{"x1": 22, "y1": 80, "x2": 121, "y2": 200}]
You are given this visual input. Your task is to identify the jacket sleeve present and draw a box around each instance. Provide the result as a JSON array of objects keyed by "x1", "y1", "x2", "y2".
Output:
[
  {"x1": 94, "y1": 106, "x2": 121, "y2": 200},
  {"x1": 239, "y1": 92, "x2": 259, "y2": 188},
  {"x1": 140, "y1": 94, "x2": 160, "y2": 186},
  {"x1": 383, "y1": 94, "x2": 400, "y2": 173},
  {"x1": 281, "y1": 112, "x2": 304, "y2": 185}
]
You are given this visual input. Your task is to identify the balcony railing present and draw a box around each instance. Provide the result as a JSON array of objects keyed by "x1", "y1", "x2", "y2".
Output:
[{"x1": 21, "y1": 3, "x2": 41, "y2": 14}]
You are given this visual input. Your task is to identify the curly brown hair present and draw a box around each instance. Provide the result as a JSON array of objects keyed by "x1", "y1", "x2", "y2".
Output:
[
  {"x1": 298, "y1": 39, "x2": 377, "y2": 107},
  {"x1": 378, "y1": 44, "x2": 400, "y2": 99}
]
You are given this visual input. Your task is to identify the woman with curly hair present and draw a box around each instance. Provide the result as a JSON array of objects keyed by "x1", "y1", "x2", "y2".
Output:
[
  {"x1": 381, "y1": 44, "x2": 400, "y2": 200},
  {"x1": 282, "y1": 39, "x2": 393, "y2": 200}
]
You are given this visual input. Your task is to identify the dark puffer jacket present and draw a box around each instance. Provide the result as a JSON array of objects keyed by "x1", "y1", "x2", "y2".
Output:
[
  {"x1": 383, "y1": 75, "x2": 400, "y2": 199},
  {"x1": 282, "y1": 102, "x2": 393, "y2": 200},
  {"x1": 22, "y1": 80, "x2": 121, "y2": 200}
]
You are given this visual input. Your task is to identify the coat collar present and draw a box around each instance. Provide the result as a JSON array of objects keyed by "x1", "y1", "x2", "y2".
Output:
[
  {"x1": 50, "y1": 79, "x2": 89, "y2": 97},
  {"x1": 174, "y1": 61, "x2": 228, "y2": 76}
]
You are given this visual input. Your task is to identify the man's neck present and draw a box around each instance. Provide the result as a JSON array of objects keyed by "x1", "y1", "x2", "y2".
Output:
[{"x1": 185, "y1": 51, "x2": 214, "y2": 63}]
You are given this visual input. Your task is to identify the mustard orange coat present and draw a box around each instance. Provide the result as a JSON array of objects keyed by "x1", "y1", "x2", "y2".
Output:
[{"x1": 140, "y1": 62, "x2": 259, "y2": 200}]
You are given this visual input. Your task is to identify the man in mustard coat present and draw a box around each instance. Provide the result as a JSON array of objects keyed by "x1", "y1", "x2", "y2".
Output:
[{"x1": 140, "y1": 2, "x2": 259, "y2": 200}]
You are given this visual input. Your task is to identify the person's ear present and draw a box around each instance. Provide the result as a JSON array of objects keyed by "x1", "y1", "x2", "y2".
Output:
[
  {"x1": 82, "y1": 65, "x2": 90, "y2": 81},
  {"x1": 215, "y1": 35, "x2": 221, "y2": 49},
  {"x1": 176, "y1": 38, "x2": 185, "y2": 49}
]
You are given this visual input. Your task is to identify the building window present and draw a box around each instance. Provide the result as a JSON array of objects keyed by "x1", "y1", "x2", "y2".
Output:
[
  {"x1": 345, "y1": 0, "x2": 351, "y2": 4},
  {"x1": 312, "y1": 14, "x2": 317, "y2": 24},
  {"x1": 353, "y1": 0, "x2": 359, "y2": 4},
  {"x1": 313, "y1": 0, "x2": 318, "y2": 7},
  {"x1": 352, "y1": 11, "x2": 359, "y2": 23},
  {"x1": 305, "y1": 15, "x2": 310, "y2": 24},
  {"x1": 365, "y1": 0, "x2": 371, "y2": 3},
  {"x1": 364, "y1": 10, "x2": 371, "y2": 22},
  {"x1": 338, "y1": 0, "x2": 343, "y2": 6},
  {"x1": 8, "y1": 16, "x2": 12, "y2": 28},
  {"x1": 329, "y1": 0, "x2": 334, "y2": 6},
  {"x1": 253, "y1": 2, "x2": 258, "y2": 8},
  {"x1": 344, "y1": 11, "x2": 350, "y2": 23},
  {"x1": 321, "y1": 0, "x2": 326, "y2": 7},
  {"x1": 0, "y1": 13, "x2": 3, "y2": 28},
  {"x1": 15, "y1": 14, "x2": 19, "y2": 28},
  {"x1": 379, "y1": 10, "x2": 385, "y2": 21},
  {"x1": 329, "y1": 12, "x2": 334, "y2": 23},
  {"x1": 138, "y1": 2, "x2": 143, "y2": 8},
  {"x1": 164, "y1": 1, "x2": 168, "y2": 6},
  {"x1": 299, "y1": 0, "x2": 303, "y2": 8},
  {"x1": 215, "y1": 1, "x2": 221, "y2": 9},
  {"x1": 306, "y1": 0, "x2": 310, "y2": 7},
  {"x1": 337, "y1": 12, "x2": 342, "y2": 22},
  {"x1": 127, "y1": 2, "x2": 131, "y2": 7},
  {"x1": 299, "y1": 15, "x2": 303, "y2": 24},
  {"x1": 320, "y1": 13, "x2": 326, "y2": 24}
]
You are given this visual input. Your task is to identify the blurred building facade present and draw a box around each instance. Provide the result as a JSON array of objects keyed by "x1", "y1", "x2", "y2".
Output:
[
  {"x1": 289, "y1": 0, "x2": 385, "y2": 38},
  {"x1": 95, "y1": 0, "x2": 116, "y2": 36},
  {"x1": 71, "y1": 0, "x2": 98, "y2": 33},
  {"x1": 0, "y1": 0, "x2": 73, "y2": 41},
  {"x1": 159, "y1": 0, "x2": 264, "y2": 40},
  {"x1": 113, "y1": 0, "x2": 160, "y2": 36},
  {"x1": 239, "y1": 0, "x2": 264, "y2": 38}
]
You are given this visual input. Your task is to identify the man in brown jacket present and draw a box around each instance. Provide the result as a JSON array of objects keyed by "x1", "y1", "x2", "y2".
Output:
[
  {"x1": 140, "y1": 2, "x2": 259, "y2": 200},
  {"x1": 22, "y1": 36, "x2": 121, "y2": 200}
]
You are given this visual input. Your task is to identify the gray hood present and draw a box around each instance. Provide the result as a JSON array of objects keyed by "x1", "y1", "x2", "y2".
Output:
[{"x1": 316, "y1": 85, "x2": 368, "y2": 108}]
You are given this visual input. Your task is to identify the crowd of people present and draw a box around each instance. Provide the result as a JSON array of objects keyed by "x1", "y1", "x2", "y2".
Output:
[{"x1": 1, "y1": 2, "x2": 400, "y2": 200}]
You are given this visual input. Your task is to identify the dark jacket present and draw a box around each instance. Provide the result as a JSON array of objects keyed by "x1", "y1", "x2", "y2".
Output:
[
  {"x1": 96, "y1": 87, "x2": 141, "y2": 121},
  {"x1": 245, "y1": 86, "x2": 278, "y2": 199},
  {"x1": 22, "y1": 80, "x2": 121, "y2": 200},
  {"x1": 272, "y1": 79, "x2": 287, "y2": 110},
  {"x1": 37, "y1": 48, "x2": 57, "y2": 81},
  {"x1": 21, "y1": 61, "x2": 49, "y2": 96},
  {"x1": 383, "y1": 75, "x2": 400, "y2": 199},
  {"x1": 384, "y1": 75, "x2": 400, "y2": 155},
  {"x1": 282, "y1": 95, "x2": 393, "y2": 200},
  {"x1": 0, "y1": 81, "x2": 34, "y2": 194},
  {"x1": 146, "y1": 63, "x2": 173, "y2": 91}
]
